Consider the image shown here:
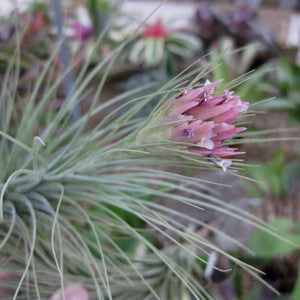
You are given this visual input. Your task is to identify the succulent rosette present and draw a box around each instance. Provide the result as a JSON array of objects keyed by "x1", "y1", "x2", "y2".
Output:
[{"x1": 138, "y1": 80, "x2": 249, "y2": 171}]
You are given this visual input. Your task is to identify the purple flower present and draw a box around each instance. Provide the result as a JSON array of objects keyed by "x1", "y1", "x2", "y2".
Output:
[{"x1": 69, "y1": 21, "x2": 94, "y2": 41}]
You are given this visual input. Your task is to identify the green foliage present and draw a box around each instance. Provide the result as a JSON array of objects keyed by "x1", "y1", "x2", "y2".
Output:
[
  {"x1": 292, "y1": 268, "x2": 300, "y2": 300},
  {"x1": 261, "y1": 57, "x2": 300, "y2": 123},
  {"x1": 27, "y1": 0, "x2": 50, "y2": 14},
  {"x1": 281, "y1": 161, "x2": 300, "y2": 195},
  {"x1": 244, "y1": 151, "x2": 297, "y2": 199},
  {"x1": 248, "y1": 218, "x2": 300, "y2": 258},
  {"x1": 85, "y1": 0, "x2": 120, "y2": 35},
  {"x1": 208, "y1": 38, "x2": 269, "y2": 102}
]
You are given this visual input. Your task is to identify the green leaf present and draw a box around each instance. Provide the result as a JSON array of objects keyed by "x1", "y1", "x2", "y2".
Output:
[
  {"x1": 292, "y1": 267, "x2": 300, "y2": 300},
  {"x1": 281, "y1": 162, "x2": 300, "y2": 195},
  {"x1": 248, "y1": 218, "x2": 300, "y2": 258},
  {"x1": 145, "y1": 38, "x2": 165, "y2": 67}
]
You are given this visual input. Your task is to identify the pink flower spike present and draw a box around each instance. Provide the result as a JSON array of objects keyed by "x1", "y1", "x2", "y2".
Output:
[
  {"x1": 164, "y1": 80, "x2": 248, "y2": 170},
  {"x1": 138, "y1": 80, "x2": 248, "y2": 171}
]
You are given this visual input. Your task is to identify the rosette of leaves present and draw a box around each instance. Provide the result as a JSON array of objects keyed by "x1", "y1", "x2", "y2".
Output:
[{"x1": 109, "y1": 18, "x2": 201, "y2": 70}]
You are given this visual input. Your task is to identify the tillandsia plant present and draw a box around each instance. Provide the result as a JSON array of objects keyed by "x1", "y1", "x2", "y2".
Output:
[{"x1": 0, "y1": 5, "x2": 293, "y2": 300}]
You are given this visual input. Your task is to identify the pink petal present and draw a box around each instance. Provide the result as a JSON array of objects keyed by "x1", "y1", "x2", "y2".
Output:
[
  {"x1": 212, "y1": 123, "x2": 236, "y2": 134},
  {"x1": 171, "y1": 120, "x2": 203, "y2": 141},
  {"x1": 169, "y1": 80, "x2": 222, "y2": 115},
  {"x1": 190, "y1": 121, "x2": 214, "y2": 144},
  {"x1": 198, "y1": 93, "x2": 228, "y2": 108},
  {"x1": 189, "y1": 103, "x2": 232, "y2": 121},
  {"x1": 212, "y1": 105, "x2": 248, "y2": 123},
  {"x1": 169, "y1": 99, "x2": 199, "y2": 115},
  {"x1": 212, "y1": 147, "x2": 245, "y2": 157},
  {"x1": 171, "y1": 122, "x2": 190, "y2": 142},
  {"x1": 191, "y1": 147, "x2": 244, "y2": 158},
  {"x1": 213, "y1": 126, "x2": 246, "y2": 141}
]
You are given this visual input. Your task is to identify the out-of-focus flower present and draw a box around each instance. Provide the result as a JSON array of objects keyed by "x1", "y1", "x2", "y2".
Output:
[
  {"x1": 142, "y1": 20, "x2": 169, "y2": 38},
  {"x1": 27, "y1": 10, "x2": 51, "y2": 35},
  {"x1": 68, "y1": 21, "x2": 94, "y2": 41},
  {"x1": 67, "y1": 5, "x2": 94, "y2": 42},
  {"x1": 49, "y1": 284, "x2": 89, "y2": 300},
  {"x1": 138, "y1": 80, "x2": 248, "y2": 171}
]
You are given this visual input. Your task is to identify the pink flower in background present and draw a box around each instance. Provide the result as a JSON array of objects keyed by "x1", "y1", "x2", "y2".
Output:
[
  {"x1": 167, "y1": 80, "x2": 248, "y2": 170},
  {"x1": 142, "y1": 20, "x2": 169, "y2": 38},
  {"x1": 50, "y1": 284, "x2": 89, "y2": 300},
  {"x1": 69, "y1": 21, "x2": 94, "y2": 41}
]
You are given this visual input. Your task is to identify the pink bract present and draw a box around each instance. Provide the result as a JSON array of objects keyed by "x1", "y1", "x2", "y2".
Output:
[{"x1": 167, "y1": 80, "x2": 248, "y2": 163}]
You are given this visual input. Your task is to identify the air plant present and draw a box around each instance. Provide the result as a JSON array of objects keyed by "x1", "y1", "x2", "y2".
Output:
[{"x1": 0, "y1": 4, "x2": 294, "y2": 300}]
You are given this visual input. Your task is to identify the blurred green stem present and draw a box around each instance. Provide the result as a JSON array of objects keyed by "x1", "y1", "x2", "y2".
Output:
[{"x1": 87, "y1": 0, "x2": 102, "y2": 36}]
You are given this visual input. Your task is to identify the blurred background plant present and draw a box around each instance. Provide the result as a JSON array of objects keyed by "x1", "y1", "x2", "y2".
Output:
[
  {"x1": 194, "y1": 2, "x2": 279, "y2": 59},
  {"x1": 109, "y1": 18, "x2": 201, "y2": 72}
]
